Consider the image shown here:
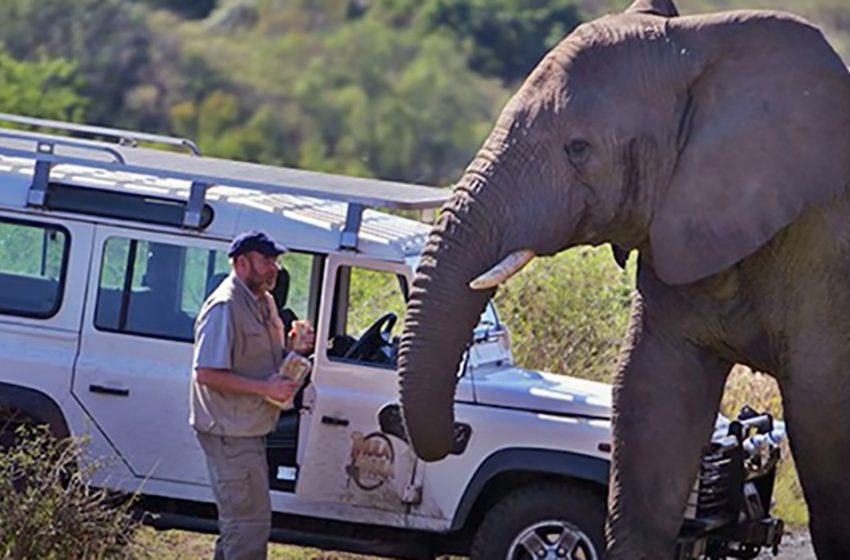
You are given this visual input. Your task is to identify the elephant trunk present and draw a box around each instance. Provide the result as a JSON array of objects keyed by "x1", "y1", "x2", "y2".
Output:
[{"x1": 399, "y1": 168, "x2": 505, "y2": 461}]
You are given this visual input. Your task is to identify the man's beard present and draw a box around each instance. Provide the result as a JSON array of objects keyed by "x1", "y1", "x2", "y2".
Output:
[{"x1": 245, "y1": 262, "x2": 276, "y2": 293}]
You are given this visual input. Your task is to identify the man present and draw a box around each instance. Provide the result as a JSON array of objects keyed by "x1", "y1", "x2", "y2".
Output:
[{"x1": 190, "y1": 230, "x2": 303, "y2": 560}]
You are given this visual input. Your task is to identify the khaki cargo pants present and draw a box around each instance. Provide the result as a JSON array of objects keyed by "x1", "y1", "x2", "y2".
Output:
[{"x1": 197, "y1": 432, "x2": 271, "y2": 560}]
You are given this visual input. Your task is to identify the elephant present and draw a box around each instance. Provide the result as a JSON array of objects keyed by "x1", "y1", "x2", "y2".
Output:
[{"x1": 397, "y1": 0, "x2": 850, "y2": 558}]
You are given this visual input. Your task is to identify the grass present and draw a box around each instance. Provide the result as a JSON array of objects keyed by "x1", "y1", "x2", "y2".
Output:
[{"x1": 132, "y1": 528, "x2": 392, "y2": 559}]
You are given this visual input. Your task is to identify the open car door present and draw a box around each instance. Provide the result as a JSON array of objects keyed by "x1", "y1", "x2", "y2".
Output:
[{"x1": 295, "y1": 253, "x2": 421, "y2": 514}]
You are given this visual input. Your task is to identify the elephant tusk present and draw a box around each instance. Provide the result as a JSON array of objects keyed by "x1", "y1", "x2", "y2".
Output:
[{"x1": 469, "y1": 249, "x2": 536, "y2": 290}]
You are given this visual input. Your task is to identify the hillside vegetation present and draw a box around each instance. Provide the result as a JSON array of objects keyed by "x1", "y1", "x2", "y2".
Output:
[
  {"x1": 0, "y1": 0, "x2": 846, "y2": 185},
  {"x1": 2, "y1": 0, "x2": 844, "y2": 383}
]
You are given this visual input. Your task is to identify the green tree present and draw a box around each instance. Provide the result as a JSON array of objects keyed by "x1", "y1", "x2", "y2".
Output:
[
  {"x1": 287, "y1": 18, "x2": 504, "y2": 183},
  {"x1": 374, "y1": 0, "x2": 583, "y2": 84},
  {"x1": 0, "y1": 0, "x2": 150, "y2": 126},
  {"x1": 171, "y1": 1, "x2": 508, "y2": 182},
  {"x1": 0, "y1": 49, "x2": 85, "y2": 119}
]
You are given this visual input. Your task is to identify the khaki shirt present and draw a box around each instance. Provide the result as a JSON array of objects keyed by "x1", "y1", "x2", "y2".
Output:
[{"x1": 189, "y1": 274, "x2": 284, "y2": 437}]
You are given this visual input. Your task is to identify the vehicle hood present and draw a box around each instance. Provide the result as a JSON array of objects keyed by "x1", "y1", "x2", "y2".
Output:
[{"x1": 470, "y1": 365, "x2": 612, "y2": 419}]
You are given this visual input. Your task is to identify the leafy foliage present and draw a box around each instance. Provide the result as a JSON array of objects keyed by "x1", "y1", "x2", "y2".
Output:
[
  {"x1": 347, "y1": 267, "x2": 408, "y2": 336},
  {"x1": 0, "y1": 425, "x2": 139, "y2": 559},
  {"x1": 171, "y1": 6, "x2": 505, "y2": 183},
  {"x1": 0, "y1": 0, "x2": 846, "y2": 184},
  {"x1": 495, "y1": 247, "x2": 634, "y2": 383},
  {"x1": 286, "y1": 18, "x2": 501, "y2": 182},
  {"x1": 0, "y1": 49, "x2": 84, "y2": 120},
  {"x1": 417, "y1": 0, "x2": 583, "y2": 83},
  {"x1": 0, "y1": 221, "x2": 65, "y2": 278},
  {"x1": 0, "y1": 0, "x2": 152, "y2": 126}
]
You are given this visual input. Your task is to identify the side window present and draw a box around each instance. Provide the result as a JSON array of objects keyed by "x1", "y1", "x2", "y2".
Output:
[
  {"x1": 327, "y1": 265, "x2": 407, "y2": 367},
  {"x1": 94, "y1": 237, "x2": 229, "y2": 342},
  {"x1": 182, "y1": 246, "x2": 231, "y2": 315},
  {"x1": 267, "y1": 251, "x2": 323, "y2": 336},
  {"x1": 0, "y1": 219, "x2": 68, "y2": 318},
  {"x1": 277, "y1": 252, "x2": 314, "y2": 321}
]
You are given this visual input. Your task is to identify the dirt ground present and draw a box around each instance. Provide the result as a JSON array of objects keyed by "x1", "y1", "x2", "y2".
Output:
[{"x1": 757, "y1": 529, "x2": 814, "y2": 560}]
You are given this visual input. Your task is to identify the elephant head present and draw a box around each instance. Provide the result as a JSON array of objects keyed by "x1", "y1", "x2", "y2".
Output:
[{"x1": 398, "y1": 0, "x2": 850, "y2": 462}]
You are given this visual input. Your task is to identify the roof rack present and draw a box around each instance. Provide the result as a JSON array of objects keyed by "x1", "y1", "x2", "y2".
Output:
[
  {"x1": 0, "y1": 113, "x2": 201, "y2": 156},
  {"x1": 0, "y1": 118, "x2": 448, "y2": 250}
]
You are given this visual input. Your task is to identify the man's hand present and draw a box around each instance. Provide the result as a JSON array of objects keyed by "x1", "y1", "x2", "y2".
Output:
[
  {"x1": 265, "y1": 377, "x2": 300, "y2": 403},
  {"x1": 289, "y1": 319, "x2": 315, "y2": 354},
  {"x1": 197, "y1": 368, "x2": 300, "y2": 401}
]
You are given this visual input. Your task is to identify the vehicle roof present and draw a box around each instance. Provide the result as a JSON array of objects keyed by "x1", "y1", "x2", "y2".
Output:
[{"x1": 0, "y1": 131, "x2": 446, "y2": 262}]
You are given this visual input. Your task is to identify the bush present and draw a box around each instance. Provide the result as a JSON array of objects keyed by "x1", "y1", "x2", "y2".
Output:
[
  {"x1": 0, "y1": 425, "x2": 139, "y2": 560},
  {"x1": 495, "y1": 246, "x2": 634, "y2": 383}
]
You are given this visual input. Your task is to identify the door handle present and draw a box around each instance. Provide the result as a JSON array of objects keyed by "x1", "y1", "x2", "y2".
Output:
[
  {"x1": 89, "y1": 384, "x2": 129, "y2": 397},
  {"x1": 321, "y1": 415, "x2": 349, "y2": 427}
]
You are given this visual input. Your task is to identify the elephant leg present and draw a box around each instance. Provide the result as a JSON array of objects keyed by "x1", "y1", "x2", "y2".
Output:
[
  {"x1": 780, "y1": 370, "x2": 850, "y2": 559},
  {"x1": 606, "y1": 296, "x2": 732, "y2": 559}
]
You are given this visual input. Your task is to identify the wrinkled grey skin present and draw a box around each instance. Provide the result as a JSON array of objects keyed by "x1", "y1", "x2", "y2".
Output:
[{"x1": 397, "y1": 0, "x2": 850, "y2": 558}]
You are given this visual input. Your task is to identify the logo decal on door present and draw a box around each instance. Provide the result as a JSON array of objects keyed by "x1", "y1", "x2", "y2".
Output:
[{"x1": 346, "y1": 431, "x2": 395, "y2": 491}]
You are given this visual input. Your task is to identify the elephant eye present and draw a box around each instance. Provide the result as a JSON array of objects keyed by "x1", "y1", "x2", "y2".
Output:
[{"x1": 564, "y1": 139, "x2": 591, "y2": 165}]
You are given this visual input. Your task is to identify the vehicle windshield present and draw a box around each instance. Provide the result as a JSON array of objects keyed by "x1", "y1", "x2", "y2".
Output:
[{"x1": 476, "y1": 300, "x2": 500, "y2": 332}]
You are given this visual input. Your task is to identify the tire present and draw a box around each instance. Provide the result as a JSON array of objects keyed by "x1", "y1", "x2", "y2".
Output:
[{"x1": 470, "y1": 481, "x2": 606, "y2": 560}]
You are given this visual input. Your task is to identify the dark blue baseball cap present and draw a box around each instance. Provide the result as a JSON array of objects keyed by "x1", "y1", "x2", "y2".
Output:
[{"x1": 227, "y1": 230, "x2": 287, "y2": 258}]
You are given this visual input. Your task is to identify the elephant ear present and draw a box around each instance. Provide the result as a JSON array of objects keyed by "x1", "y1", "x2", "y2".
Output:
[
  {"x1": 625, "y1": 0, "x2": 678, "y2": 17},
  {"x1": 649, "y1": 13, "x2": 850, "y2": 285}
]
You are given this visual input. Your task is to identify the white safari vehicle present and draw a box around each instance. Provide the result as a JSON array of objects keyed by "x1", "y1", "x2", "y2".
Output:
[{"x1": 0, "y1": 114, "x2": 784, "y2": 559}]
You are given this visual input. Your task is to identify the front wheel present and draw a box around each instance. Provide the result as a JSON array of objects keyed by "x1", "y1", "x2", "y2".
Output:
[{"x1": 471, "y1": 482, "x2": 606, "y2": 560}]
